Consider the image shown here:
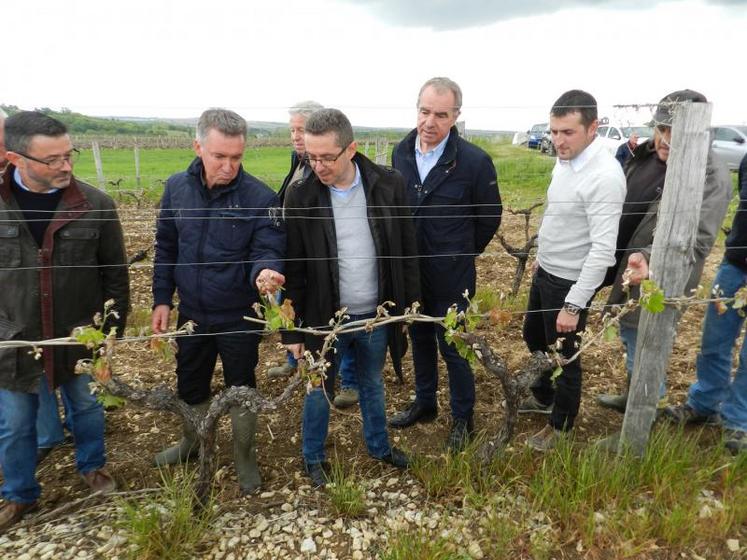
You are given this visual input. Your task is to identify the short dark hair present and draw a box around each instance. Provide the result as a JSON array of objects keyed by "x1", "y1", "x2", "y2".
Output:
[
  {"x1": 4, "y1": 111, "x2": 68, "y2": 153},
  {"x1": 304, "y1": 108, "x2": 354, "y2": 149},
  {"x1": 550, "y1": 90, "x2": 598, "y2": 128}
]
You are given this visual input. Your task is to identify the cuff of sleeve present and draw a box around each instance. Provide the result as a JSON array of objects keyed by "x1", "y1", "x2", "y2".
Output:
[
  {"x1": 564, "y1": 286, "x2": 591, "y2": 310},
  {"x1": 153, "y1": 290, "x2": 174, "y2": 309}
]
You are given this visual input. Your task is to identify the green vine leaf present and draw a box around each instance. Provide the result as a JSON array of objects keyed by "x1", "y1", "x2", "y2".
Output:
[
  {"x1": 640, "y1": 279, "x2": 665, "y2": 314},
  {"x1": 603, "y1": 324, "x2": 618, "y2": 343}
]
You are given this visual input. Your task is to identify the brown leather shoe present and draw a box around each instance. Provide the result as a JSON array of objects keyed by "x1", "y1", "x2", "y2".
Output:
[
  {"x1": 0, "y1": 501, "x2": 38, "y2": 534},
  {"x1": 81, "y1": 467, "x2": 117, "y2": 495}
]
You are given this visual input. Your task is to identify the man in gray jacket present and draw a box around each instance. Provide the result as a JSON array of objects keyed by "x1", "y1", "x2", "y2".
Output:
[{"x1": 597, "y1": 89, "x2": 732, "y2": 412}]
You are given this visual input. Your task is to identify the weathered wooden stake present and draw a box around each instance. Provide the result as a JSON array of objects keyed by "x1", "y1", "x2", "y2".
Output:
[
  {"x1": 618, "y1": 101, "x2": 712, "y2": 456},
  {"x1": 134, "y1": 142, "x2": 141, "y2": 187},
  {"x1": 91, "y1": 141, "x2": 105, "y2": 189}
]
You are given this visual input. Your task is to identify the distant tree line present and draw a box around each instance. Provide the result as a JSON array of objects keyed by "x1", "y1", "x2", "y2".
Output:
[{"x1": 0, "y1": 105, "x2": 192, "y2": 137}]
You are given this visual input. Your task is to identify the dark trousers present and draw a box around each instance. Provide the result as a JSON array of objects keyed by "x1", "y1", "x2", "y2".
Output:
[
  {"x1": 175, "y1": 314, "x2": 260, "y2": 405},
  {"x1": 522, "y1": 267, "x2": 589, "y2": 431},
  {"x1": 410, "y1": 299, "x2": 475, "y2": 421}
]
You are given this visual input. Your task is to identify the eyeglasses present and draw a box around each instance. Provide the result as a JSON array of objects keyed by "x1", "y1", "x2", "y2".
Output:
[
  {"x1": 16, "y1": 148, "x2": 80, "y2": 169},
  {"x1": 303, "y1": 145, "x2": 348, "y2": 167}
]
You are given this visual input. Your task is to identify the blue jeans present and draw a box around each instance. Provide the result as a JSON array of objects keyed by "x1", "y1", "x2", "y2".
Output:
[
  {"x1": 36, "y1": 381, "x2": 74, "y2": 449},
  {"x1": 619, "y1": 324, "x2": 666, "y2": 398},
  {"x1": 339, "y1": 352, "x2": 358, "y2": 391},
  {"x1": 302, "y1": 314, "x2": 391, "y2": 464},
  {"x1": 688, "y1": 261, "x2": 747, "y2": 432},
  {"x1": 0, "y1": 374, "x2": 106, "y2": 503}
]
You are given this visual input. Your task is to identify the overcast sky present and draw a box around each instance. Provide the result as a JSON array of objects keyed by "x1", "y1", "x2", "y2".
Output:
[{"x1": 2, "y1": 0, "x2": 745, "y2": 130}]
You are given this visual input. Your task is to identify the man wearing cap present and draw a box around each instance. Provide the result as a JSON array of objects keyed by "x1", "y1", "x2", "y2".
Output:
[
  {"x1": 664, "y1": 152, "x2": 747, "y2": 454},
  {"x1": 597, "y1": 90, "x2": 731, "y2": 413}
]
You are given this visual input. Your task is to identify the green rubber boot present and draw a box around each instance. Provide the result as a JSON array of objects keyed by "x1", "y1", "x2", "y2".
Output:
[
  {"x1": 153, "y1": 401, "x2": 210, "y2": 467},
  {"x1": 230, "y1": 406, "x2": 262, "y2": 494}
]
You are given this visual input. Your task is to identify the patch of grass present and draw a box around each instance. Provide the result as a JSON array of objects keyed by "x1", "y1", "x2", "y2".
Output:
[
  {"x1": 474, "y1": 286, "x2": 527, "y2": 315},
  {"x1": 379, "y1": 529, "x2": 470, "y2": 560},
  {"x1": 514, "y1": 426, "x2": 746, "y2": 551},
  {"x1": 124, "y1": 306, "x2": 155, "y2": 336},
  {"x1": 409, "y1": 435, "x2": 498, "y2": 505},
  {"x1": 116, "y1": 469, "x2": 217, "y2": 560},
  {"x1": 326, "y1": 458, "x2": 367, "y2": 518}
]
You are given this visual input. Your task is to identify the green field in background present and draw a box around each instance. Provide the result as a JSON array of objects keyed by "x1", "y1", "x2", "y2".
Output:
[{"x1": 72, "y1": 142, "x2": 407, "y2": 194}]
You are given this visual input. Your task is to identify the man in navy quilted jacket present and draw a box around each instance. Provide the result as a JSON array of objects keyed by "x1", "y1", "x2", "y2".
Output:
[{"x1": 151, "y1": 108, "x2": 285, "y2": 494}]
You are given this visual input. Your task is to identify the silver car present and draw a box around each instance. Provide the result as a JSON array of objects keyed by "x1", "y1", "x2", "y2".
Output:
[{"x1": 712, "y1": 125, "x2": 747, "y2": 171}]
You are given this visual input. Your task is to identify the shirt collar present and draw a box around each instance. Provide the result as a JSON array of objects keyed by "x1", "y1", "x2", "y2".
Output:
[
  {"x1": 557, "y1": 136, "x2": 603, "y2": 172},
  {"x1": 329, "y1": 163, "x2": 362, "y2": 195},
  {"x1": 14, "y1": 168, "x2": 60, "y2": 194},
  {"x1": 415, "y1": 132, "x2": 450, "y2": 159}
]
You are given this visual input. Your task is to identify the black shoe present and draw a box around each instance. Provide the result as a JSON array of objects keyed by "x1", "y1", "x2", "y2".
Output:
[
  {"x1": 304, "y1": 461, "x2": 331, "y2": 488},
  {"x1": 379, "y1": 447, "x2": 410, "y2": 469},
  {"x1": 447, "y1": 417, "x2": 474, "y2": 453},
  {"x1": 388, "y1": 401, "x2": 437, "y2": 429},
  {"x1": 36, "y1": 447, "x2": 53, "y2": 464}
]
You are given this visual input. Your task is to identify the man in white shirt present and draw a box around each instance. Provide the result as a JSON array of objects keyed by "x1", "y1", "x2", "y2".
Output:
[{"x1": 519, "y1": 90, "x2": 626, "y2": 451}]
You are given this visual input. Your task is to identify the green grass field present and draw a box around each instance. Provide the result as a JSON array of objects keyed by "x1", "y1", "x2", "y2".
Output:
[{"x1": 72, "y1": 142, "x2": 411, "y2": 195}]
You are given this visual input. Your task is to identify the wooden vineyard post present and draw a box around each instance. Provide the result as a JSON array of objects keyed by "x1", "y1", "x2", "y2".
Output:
[
  {"x1": 134, "y1": 141, "x2": 141, "y2": 187},
  {"x1": 618, "y1": 101, "x2": 713, "y2": 456},
  {"x1": 91, "y1": 140, "x2": 105, "y2": 189}
]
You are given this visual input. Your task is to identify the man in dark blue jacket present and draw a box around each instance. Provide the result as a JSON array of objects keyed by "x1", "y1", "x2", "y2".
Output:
[
  {"x1": 151, "y1": 108, "x2": 285, "y2": 494},
  {"x1": 665, "y1": 152, "x2": 747, "y2": 454},
  {"x1": 388, "y1": 77, "x2": 502, "y2": 451}
]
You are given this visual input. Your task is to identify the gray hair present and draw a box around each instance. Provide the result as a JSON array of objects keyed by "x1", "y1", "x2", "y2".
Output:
[
  {"x1": 417, "y1": 77, "x2": 463, "y2": 111},
  {"x1": 289, "y1": 100, "x2": 324, "y2": 119},
  {"x1": 0, "y1": 107, "x2": 7, "y2": 119},
  {"x1": 305, "y1": 108, "x2": 354, "y2": 149},
  {"x1": 196, "y1": 108, "x2": 247, "y2": 143}
]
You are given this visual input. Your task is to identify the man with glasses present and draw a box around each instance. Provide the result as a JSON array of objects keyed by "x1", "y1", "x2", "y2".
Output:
[
  {"x1": 597, "y1": 90, "x2": 731, "y2": 414},
  {"x1": 0, "y1": 111, "x2": 130, "y2": 532},
  {"x1": 282, "y1": 108, "x2": 418, "y2": 486},
  {"x1": 388, "y1": 77, "x2": 502, "y2": 452},
  {"x1": 151, "y1": 108, "x2": 285, "y2": 495}
]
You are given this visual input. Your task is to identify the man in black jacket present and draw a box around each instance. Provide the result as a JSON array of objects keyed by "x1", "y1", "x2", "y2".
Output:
[
  {"x1": 282, "y1": 109, "x2": 418, "y2": 486},
  {"x1": 664, "y1": 152, "x2": 747, "y2": 454},
  {"x1": 0, "y1": 112, "x2": 129, "y2": 532},
  {"x1": 151, "y1": 108, "x2": 285, "y2": 495},
  {"x1": 388, "y1": 77, "x2": 502, "y2": 451}
]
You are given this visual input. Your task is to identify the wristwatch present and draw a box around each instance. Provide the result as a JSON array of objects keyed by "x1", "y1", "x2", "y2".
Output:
[{"x1": 562, "y1": 302, "x2": 582, "y2": 316}]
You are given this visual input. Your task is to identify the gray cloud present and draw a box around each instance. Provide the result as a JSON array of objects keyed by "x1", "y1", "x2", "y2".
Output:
[{"x1": 344, "y1": 0, "x2": 745, "y2": 30}]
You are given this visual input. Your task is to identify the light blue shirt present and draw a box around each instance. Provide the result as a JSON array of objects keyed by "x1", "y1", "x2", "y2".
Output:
[
  {"x1": 415, "y1": 132, "x2": 450, "y2": 183},
  {"x1": 329, "y1": 163, "x2": 362, "y2": 198},
  {"x1": 14, "y1": 168, "x2": 60, "y2": 194}
]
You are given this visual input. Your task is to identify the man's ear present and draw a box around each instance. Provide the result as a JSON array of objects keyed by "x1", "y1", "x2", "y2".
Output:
[{"x1": 4, "y1": 151, "x2": 23, "y2": 167}]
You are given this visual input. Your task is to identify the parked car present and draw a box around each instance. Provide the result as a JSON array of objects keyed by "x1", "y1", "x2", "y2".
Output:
[
  {"x1": 596, "y1": 121, "x2": 652, "y2": 155},
  {"x1": 527, "y1": 123, "x2": 547, "y2": 150},
  {"x1": 540, "y1": 131, "x2": 555, "y2": 156},
  {"x1": 711, "y1": 125, "x2": 747, "y2": 171}
]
